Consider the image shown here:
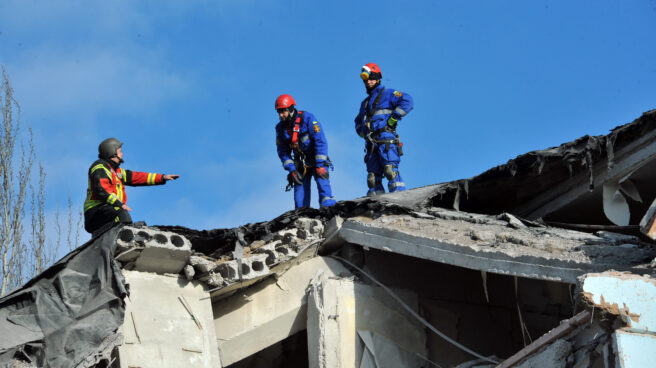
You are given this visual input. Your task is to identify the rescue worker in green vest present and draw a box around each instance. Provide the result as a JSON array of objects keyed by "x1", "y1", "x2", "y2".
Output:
[{"x1": 83, "y1": 138, "x2": 179, "y2": 235}]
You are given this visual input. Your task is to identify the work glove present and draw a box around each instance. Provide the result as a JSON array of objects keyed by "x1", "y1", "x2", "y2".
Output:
[
  {"x1": 284, "y1": 163, "x2": 296, "y2": 172},
  {"x1": 288, "y1": 170, "x2": 304, "y2": 185},
  {"x1": 387, "y1": 115, "x2": 398, "y2": 127},
  {"x1": 316, "y1": 166, "x2": 329, "y2": 179}
]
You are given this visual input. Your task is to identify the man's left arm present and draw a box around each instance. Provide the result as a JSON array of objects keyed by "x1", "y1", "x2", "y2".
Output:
[
  {"x1": 121, "y1": 169, "x2": 177, "y2": 186},
  {"x1": 387, "y1": 90, "x2": 414, "y2": 127},
  {"x1": 308, "y1": 116, "x2": 330, "y2": 179}
]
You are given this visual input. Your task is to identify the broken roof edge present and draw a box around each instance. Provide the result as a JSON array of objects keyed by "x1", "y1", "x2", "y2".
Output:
[
  {"x1": 321, "y1": 214, "x2": 656, "y2": 284},
  {"x1": 428, "y1": 109, "x2": 656, "y2": 217}
]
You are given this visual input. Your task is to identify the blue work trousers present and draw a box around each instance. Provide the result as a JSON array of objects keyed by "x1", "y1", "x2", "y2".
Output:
[
  {"x1": 294, "y1": 171, "x2": 336, "y2": 208},
  {"x1": 365, "y1": 136, "x2": 405, "y2": 196}
]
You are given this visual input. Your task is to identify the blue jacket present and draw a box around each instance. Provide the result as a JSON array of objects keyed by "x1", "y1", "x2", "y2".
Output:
[
  {"x1": 354, "y1": 84, "x2": 414, "y2": 139},
  {"x1": 276, "y1": 110, "x2": 329, "y2": 170}
]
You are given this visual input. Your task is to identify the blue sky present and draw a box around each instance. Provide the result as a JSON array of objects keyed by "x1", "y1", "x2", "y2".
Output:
[{"x1": 1, "y1": 0, "x2": 655, "y2": 243}]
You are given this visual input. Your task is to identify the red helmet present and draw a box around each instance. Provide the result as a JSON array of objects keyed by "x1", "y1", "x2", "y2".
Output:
[
  {"x1": 275, "y1": 94, "x2": 296, "y2": 110},
  {"x1": 360, "y1": 63, "x2": 382, "y2": 81}
]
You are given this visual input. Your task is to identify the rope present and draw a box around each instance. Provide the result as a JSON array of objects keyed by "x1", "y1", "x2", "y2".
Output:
[{"x1": 329, "y1": 255, "x2": 499, "y2": 365}]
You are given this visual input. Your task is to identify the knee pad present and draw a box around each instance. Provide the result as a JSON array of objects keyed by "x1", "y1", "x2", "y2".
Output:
[
  {"x1": 383, "y1": 165, "x2": 398, "y2": 181},
  {"x1": 367, "y1": 172, "x2": 376, "y2": 188}
]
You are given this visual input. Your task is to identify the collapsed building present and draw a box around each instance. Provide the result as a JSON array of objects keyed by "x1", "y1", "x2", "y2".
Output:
[{"x1": 1, "y1": 110, "x2": 656, "y2": 368}]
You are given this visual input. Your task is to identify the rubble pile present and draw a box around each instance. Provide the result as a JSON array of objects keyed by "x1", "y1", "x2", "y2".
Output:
[
  {"x1": 185, "y1": 218, "x2": 325, "y2": 289},
  {"x1": 113, "y1": 218, "x2": 326, "y2": 293}
]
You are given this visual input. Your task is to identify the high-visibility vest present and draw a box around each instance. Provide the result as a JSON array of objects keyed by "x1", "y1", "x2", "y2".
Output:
[{"x1": 84, "y1": 160, "x2": 163, "y2": 212}]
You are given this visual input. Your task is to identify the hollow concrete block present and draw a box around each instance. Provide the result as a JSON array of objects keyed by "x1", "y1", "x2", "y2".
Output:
[{"x1": 117, "y1": 226, "x2": 191, "y2": 275}]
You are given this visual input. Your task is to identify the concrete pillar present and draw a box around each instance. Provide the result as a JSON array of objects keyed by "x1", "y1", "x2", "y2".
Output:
[
  {"x1": 118, "y1": 270, "x2": 220, "y2": 368},
  {"x1": 212, "y1": 256, "x2": 351, "y2": 366},
  {"x1": 307, "y1": 274, "x2": 427, "y2": 368}
]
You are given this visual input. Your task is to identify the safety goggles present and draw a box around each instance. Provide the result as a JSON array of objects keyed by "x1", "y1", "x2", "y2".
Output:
[{"x1": 360, "y1": 66, "x2": 372, "y2": 81}]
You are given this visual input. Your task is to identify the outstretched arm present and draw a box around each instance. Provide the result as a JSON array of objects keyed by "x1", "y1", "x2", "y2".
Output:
[{"x1": 120, "y1": 168, "x2": 166, "y2": 186}]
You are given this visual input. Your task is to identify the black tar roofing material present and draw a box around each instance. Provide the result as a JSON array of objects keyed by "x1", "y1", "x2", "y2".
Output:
[
  {"x1": 430, "y1": 109, "x2": 656, "y2": 216},
  {"x1": 0, "y1": 226, "x2": 127, "y2": 368}
]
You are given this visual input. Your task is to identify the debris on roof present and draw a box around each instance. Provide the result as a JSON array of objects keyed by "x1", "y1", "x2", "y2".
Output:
[{"x1": 1, "y1": 110, "x2": 656, "y2": 367}]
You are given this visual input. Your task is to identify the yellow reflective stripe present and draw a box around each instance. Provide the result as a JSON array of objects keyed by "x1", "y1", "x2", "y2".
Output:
[
  {"x1": 108, "y1": 194, "x2": 119, "y2": 205},
  {"x1": 148, "y1": 173, "x2": 155, "y2": 185},
  {"x1": 84, "y1": 200, "x2": 103, "y2": 211},
  {"x1": 91, "y1": 164, "x2": 112, "y2": 177},
  {"x1": 116, "y1": 183, "x2": 123, "y2": 202}
]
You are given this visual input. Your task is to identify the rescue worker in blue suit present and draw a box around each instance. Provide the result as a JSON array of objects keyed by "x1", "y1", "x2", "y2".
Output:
[
  {"x1": 275, "y1": 94, "x2": 337, "y2": 208},
  {"x1": 355, "y1": 63, "x2": 414, "y2": 196}
]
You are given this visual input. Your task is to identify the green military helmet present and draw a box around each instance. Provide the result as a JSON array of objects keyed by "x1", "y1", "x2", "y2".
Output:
[{"x1": 98, "y1": 138, "x2": 123, "y2": 160}]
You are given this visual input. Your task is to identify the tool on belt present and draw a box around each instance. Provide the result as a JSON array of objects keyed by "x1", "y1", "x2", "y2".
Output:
[{"x1": 363, "y1": 88, "x2": 404, "y2": 162}]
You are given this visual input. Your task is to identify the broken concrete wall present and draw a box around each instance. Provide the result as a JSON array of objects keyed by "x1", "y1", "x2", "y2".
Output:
[
  {"x1": 579, "y1": 272, "x2": 656, "y2": 368},
  {"x1": 495, "y1": 271, "x2": 656, "y2": 367},
  {"x1": 118, "y1": 270, "x2": 220, "y2": 367},
  {"x1": 307, "y1": 273, "x2": 427, "y2": 368},
  {"x1": 212, "y1": 257, "x2": 350, "y2": 367}
]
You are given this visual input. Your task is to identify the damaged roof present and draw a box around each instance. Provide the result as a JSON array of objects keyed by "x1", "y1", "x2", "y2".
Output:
[
  {"x1": 153, "y1": 110, "x2": 656, "y2": 285},
  {"x1": 2, "y1": 110, "x2": 656, "y2": 367},
  {"x1": 417, "y1": 109, "x2": 656, "y2": 225}
]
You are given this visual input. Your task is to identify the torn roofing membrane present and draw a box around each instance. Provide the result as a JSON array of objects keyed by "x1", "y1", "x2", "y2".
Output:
[
  {"x1": 0, "y1": 227, "x2": 127, "y2": 368},
  {"x1": 428, "y1": 109, "x2": 656, "y2": 226}
]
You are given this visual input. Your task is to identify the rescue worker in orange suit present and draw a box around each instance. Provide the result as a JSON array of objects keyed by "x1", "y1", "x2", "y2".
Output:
[
  {"x1": 84, "y1": 138, "x2": 179, "y2": 234},
  {"x1": 355, "y1": 63, "x2": 414, "y2": 196},
  {"x1": 275, "y1": 94, "x2": 337, "y2": 208}
]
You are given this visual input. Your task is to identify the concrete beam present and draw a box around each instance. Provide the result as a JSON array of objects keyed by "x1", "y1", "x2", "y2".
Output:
[
  {"x1": 336, "y1": 219, "x2": 652, "y2": 284},
  {"x1": 118, "y1": 270, "x2": 220, "y2": 367},
  {"x1": 212, "y1": 256, "x2": 351, "y2": 367}
]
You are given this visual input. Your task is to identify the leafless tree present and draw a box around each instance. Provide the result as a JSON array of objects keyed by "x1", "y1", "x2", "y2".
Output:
[
  {"x1": 0, "y1": 66, "x2": 35, "y2": 294},
  {"x1": 0, "y1": 66, "x2": 82, "y2": 295}
]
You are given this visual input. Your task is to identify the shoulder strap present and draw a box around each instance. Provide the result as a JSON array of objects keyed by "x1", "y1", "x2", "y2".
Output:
[
  {"x1": 290, "y1": 111, "x2": 304, "y2": 147},
  {"x1": 366, "y1": 88, "x2": 385, "y2": 120}
]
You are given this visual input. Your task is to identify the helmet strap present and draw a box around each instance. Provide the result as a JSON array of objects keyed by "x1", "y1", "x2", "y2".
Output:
[
  {"x1": 365, "y1": 79, "x2": 380, "y2": 92},
  {"x1": 283, "y1": 106, "x2": 296, "y2": 122}
]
